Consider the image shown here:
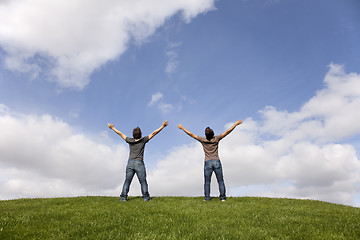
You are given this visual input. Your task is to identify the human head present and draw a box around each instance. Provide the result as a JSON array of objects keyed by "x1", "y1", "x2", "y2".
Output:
[
  {"x1": 133, "y1": 127, "x2": 142, "y2": 139},
  {"x1": 205, "y1": 127, "x2": 214, "y2": 140}
]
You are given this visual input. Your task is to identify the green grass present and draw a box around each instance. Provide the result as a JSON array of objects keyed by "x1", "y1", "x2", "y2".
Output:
[{"x1": 1, "y1": 196, "x2": 359, "y2": 239}]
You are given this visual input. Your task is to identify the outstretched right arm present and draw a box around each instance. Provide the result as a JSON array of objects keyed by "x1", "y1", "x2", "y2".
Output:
[
  {"x1": 108, "y1": 123, "x2": 127, "y2": 141},
  {"x1": 177, "y1": 124, "x2": 200, "y2": 141}
]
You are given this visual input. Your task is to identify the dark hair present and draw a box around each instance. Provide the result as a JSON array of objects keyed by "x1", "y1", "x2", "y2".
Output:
[
  {"x1": 205, "y1": 127, "x2": 214, "y2": 140},
  {"x1": 133, "y1": 127, "x2": 142, "y2": 139}
]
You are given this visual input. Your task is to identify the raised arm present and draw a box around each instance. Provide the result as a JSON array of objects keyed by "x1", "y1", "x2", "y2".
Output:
[
  {"x1": 220, "y1": 120, "x2": 242, "y2": 139},
  {"x1": 108, "y1": 123, "x2": 127, "y2": 141},
  {"x1": 148, "y1": 121, "x2": 168, "y2": 140},
  {"x1": 177, "y1": 124, "x2": 200, "y2": 141}
]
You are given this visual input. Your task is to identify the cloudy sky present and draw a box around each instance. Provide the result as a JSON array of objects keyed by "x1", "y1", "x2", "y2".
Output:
[{"x1": 1, "y1": 0, "x2": 360, "y2": 206}]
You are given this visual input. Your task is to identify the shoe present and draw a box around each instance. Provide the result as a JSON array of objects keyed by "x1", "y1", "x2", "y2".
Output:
[
  {"x1": 221, "y1": 199, "x2": 226, "y2": 202},
  {"x1": 143, "y1": 198, "x2": 151, "y2": 202},
  {"x1": 120, "y1": 198, "x2": 127, "y2": 202}
]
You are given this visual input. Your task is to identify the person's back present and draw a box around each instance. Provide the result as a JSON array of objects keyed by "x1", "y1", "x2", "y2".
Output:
[
  {"x1": 197, "y1": 135, "x2": 223, "y2": 161},
  {"x1": 125, "y1": 136, "x2": 149, "y2": 161}
]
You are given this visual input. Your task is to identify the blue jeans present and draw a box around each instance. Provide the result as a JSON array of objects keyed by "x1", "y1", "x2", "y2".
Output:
[
  {"x1": 204, "y1": 159, "x2": 226, "y2": 200},
  {"x1": 120, "y1": 159, "x2": 150, "y2": 201}
]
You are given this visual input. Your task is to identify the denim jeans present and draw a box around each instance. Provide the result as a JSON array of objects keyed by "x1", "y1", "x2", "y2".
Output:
[
  {"x1": 120, "y1": 159, "x2": 150, "y2": 201},
  {"x1": 204, "y1": 159, "x2": 226, "y2": 201}
]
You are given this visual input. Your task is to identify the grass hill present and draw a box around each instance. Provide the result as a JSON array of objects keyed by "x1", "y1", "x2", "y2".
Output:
[{"x1": 1, "y1": 196, "x2": 359, "y2": 239}]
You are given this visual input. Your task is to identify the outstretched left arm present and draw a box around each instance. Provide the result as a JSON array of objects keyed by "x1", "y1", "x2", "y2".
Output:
[
  {"x1": 220, "y1": 120, "x2": 242, "y2": 139},
  {"x1": 148, "y1": 121, "x2": 168, "y2": 140}
]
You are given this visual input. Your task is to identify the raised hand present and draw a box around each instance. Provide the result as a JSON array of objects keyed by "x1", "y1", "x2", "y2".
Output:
[{"x1": 163, "y1": 121, "x2": 169, "y2": 127}]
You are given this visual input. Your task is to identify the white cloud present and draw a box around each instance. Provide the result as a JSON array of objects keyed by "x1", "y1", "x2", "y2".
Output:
[
  {"x1": 148, "y1": 92, "x2": 163, "y2": 106},
  {"x1": 148, "y1": 92, "x2": 178, "y2": 114},
  {"x1": 1, "y1": 64, "x2": 360, "y2": 206},
  {"x1": 165, "y1": 42, "x2": 182, "y2": 75},
  {"x1": 260, "y1": 63, "x2": 360, "y2": 143},
  {"x1": 0, "y1": 109, "x2": 128, "y2": 199},
  {"x1": 146, "y1": 64, "x2": 360, "y2": 206},
  {"x1": 0, "y1": 0, "x2": 216, "y2": 89},
  {"x1": 0, "y1": 104, "x2": 9, "y2": 114},
  {"x1": 158, "y1": 102, "x2": 175, "y2": 114},
  {"x1": 148, "y1": 143, "x2": 204, "y2": 196}
]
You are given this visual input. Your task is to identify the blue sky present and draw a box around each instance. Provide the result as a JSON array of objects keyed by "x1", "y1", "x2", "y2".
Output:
[{"x1": 1, "y1": 0, "x2": 360, "y2": 206}]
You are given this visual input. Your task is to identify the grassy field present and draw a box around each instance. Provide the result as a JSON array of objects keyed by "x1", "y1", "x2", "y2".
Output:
[{"x1": 0, "y1": 196, "x2": 359, "y2": 239}]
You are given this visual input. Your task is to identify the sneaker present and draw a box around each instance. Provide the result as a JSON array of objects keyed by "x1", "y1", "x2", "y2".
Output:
[
  {"x1": 143, "y1": 198, "x2": 151, "y2": 202},
  {"x1": 221, "y1": 199, "x2": 226, "y2": 202},
  {"x1": 120, "y1": 198, "x2": 127, "y2": 202}
]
